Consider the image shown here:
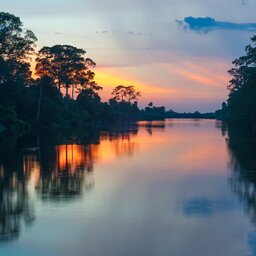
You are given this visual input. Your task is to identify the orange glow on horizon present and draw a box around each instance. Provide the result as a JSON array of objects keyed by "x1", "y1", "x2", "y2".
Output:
[
  {"x1": 95, "y1": 67, "x2": 173, "y2": 101},
  {"x1": 30, "y1": 55, "x2": 229, "y2": 107}
]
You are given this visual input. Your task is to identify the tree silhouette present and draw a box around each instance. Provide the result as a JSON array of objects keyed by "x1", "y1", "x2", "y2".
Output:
[
  {"x1": 0, "y1": 12, "x2": 37, "y2": 84},
  {"x1": 35, "y1": 45, "x2": 99, "y2": 98},
  {"x1": 0, "y1": 135, "x2": 35, "y2": 242},
  {"x1": 77, "y1": 88, "x2": 101, "y2": 119},
  {"x1": 111, "y1": 85, "x2": 141, "y2": 103},
  {"x1": 0, "y1": 176, "x2": 35, "y2": 242},
  {"x1": 227, "y1": 35, "x2": 256, "y2": 128},
  {"x1": 0, "y1": 12, "x2": 182, "y2": 130},
  {"x1": 148, "y1": 102, "x2": 153, "y2": 107},
  {"x1": 227, "y1": 125, "x2": 256, "y2": 225}
]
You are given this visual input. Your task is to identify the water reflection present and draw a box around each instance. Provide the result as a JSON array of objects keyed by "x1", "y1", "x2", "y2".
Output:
[
  {"x1": 36, "y1": 144, "x2": 96, "y2": 202},
  {"x1": 0, "y1": 177, "x2": 35, "y2": 242},
  {"x1": 0, "y1": 125, "x2": 139, "y2": 242},
  {"x1": 227, "y1": 126, "x2": 256, "y2": 224},
  {"x1": 226, "y1": 125, "x2": 256, "y2": 255},
  {"x1": 183, "y1": 197, "x2": 237, "y2": 217},
  {"x1": 138, "y1": 120, "x2": 166, "y2": 136},
  {"x1": 0, "y1": 137, "x2": 35, "y2": 242},
  {"x1": 2, "y1": 120, "x2": 256, "y2": 255}
]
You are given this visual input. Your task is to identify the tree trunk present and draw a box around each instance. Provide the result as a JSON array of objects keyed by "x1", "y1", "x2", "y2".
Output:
[{"x1": 36, "y1": 81, "x2": 44, "y2": 123}]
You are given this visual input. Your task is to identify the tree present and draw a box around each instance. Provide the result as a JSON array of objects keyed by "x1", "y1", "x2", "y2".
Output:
[
  {"x1": 227, "y1": 35, "x2": 256, "y2": 127},
  {"x1": 35, "y1": 76, "x2": 63, "y2": 123},
  {"x1": 77, "y1": 88, "x2": 101, "y2": 119},
  {"x1": 35, "y1": 45, "x2": 100, "y2": 98},
  {"x1": 0, "y1": 12, "x2": 37, "y2": 84},
  {"x1": 0, "y1": 13, "x2": 37, "y2": 130},
  {"x1": 111, "y1": 85, "x2": 141, "y2": 103}
]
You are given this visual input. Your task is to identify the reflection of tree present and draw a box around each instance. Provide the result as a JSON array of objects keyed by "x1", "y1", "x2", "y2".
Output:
[
  {"x1": 227, "y1": 125, "x2": 256, "y2": 224},
  {"x1": 0, "y1": 124, "x2": 140, "y2": 242},
  {"x1": 226, "y1": 125, "x2": 256, "y2": 255},
  {"x1": 215, "y1": 120, "x2": 227, "y2": 137},
  {"x1": 36, "y1": 168, "x2": 92, "y2": 201},
  {"x1": 0, "y1": 176, "x2": 35, "y2": 242},
  {"x1": 0, "y1": 135, "x2": 35, "y2": 242},
  {"x1": 35, "y1": 125, "x2": 140, "y2": 200},
  {"x1": 138, "y1": 121, "x2": 165, "y2": 136},
  {"x1": 101, "y1": 125, "x2": 139, "y2": 158},
  {"x1": 36, "y1": 144, "x2": 96, "y2": 201}
]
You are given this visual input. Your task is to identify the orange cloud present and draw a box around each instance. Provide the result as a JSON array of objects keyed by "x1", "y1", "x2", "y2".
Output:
[
  {"x1": 159, "y1": 59, "x2": 229, "y2": 90},
  {"x1": 175, "y1": 68, "x2": 223, "y2": 88}
]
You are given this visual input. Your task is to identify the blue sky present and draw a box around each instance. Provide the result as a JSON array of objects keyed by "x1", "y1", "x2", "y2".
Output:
[{"x1": 2, "y1": 0, "x2": 256, "y2": 111}]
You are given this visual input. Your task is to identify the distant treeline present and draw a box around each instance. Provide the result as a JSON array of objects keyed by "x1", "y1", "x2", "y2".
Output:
[
  {"x1": 0, "y1": 12, "x2": 217, "y2": 133},
  {"x1": 167, "y1": 110, "x2": 216, "y2": 119}
]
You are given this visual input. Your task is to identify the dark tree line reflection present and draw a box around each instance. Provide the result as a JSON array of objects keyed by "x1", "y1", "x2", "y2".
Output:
[
  {"x1": 226, "y1": 124, "x2": 256, "y2": 256},
  {"x1": 0, "y1": 125, "x2": 139, "y2": 242},
  {"x1": 227, "y1": 126, "x2": 256, "y2": 225},
  {"x1": 35, "y1": 144, "x2": 95, "y2": 202},
  {"x1": 0, "y1": 135, "x2": 35, "y2": 242}
]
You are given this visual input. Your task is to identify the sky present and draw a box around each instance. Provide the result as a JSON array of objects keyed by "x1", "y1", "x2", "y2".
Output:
[{"x1": 2, "y1": 0, "x2": 256, "y2": 111}]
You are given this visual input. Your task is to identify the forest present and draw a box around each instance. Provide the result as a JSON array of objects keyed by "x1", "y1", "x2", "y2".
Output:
[
  {"x1": 0, "y1": 12, "x2": 167, "y2": 132},
  {"x1": 0, "y1": 12, "x2": 219, "y2": 133},
  {"x1": 217, "y1": 35, "x2": 256, "y2": 132},
  {"x1": 2, "y1": 12, "x2": 256, "y2": 134}
]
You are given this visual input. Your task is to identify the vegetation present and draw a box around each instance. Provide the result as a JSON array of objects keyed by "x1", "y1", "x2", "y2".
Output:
[
  {"x1": 0, "y1": 12, "x2": 218, "y2": 133},
  {"x1": 35, "y1": 45, "x2": 100, "y2": 98},
  {"x1": 0, "y1": 12, "x2": 160, "y2": 132},
  {"x1": 217, "y1": 35, "x2": 256, "y2": 130},
  {"x1": 226, "y1": 123, "x2": 256, "y2": 226}
]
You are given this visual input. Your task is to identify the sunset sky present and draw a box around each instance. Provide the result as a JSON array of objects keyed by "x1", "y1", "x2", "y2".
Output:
[{"x1": 2, "y1": 0, "x2": 256, "y2": 111}]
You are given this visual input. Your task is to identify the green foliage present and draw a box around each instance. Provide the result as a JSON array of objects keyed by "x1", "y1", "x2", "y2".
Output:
[
  {"x1": 61, "y1": 98, "x2": 90, "y2": 127},
  {"x1": 77, "y1": 88, "x2": 101, "y2": 120},
  {"x1": 227, "y1": 35, "x2": 256, "y2": 129},
  {"x1": 0, "y1": 12, "x2": 37, "y2": 84},
  {"x1": 0, "y1": 12, "x2": 218, "y2": 133},
  {"x1": 142, "y1": 104, "x2": 166, "y2": 120},
  {"x1": 0, "y1": 12, "x2": 37, "y2": 132},
  {"x1": 103, "y1": 99, "x2": 139, "y2": 123},
  {"x1": 0, "y1": 105, "x2": 28, "y2": 132},
  {"x1": 34, "y1": 77, "x2": 64, "y2": 125}
]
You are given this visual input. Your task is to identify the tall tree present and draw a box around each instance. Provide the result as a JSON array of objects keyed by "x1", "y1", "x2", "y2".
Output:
[
  {"x1": 227, "y1": 35, "x2": 256, "y2": 127},
  {"x1": 35, "y1": 45, "x2": 100, "y2": 98},
  {"x1": 111, "y1": 85, "x2": 141, "y2": 103},
  {"x1": 0, "y1": 12, "x2": 37, "y2": 84}
]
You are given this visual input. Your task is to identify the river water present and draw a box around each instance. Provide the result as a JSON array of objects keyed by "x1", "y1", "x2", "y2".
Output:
[{"x1": 0, "y1": 119, "x2": 256, "y2": 256}]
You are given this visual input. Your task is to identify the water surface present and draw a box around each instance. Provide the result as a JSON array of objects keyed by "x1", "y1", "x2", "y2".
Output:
[{"x1": 0, "y1": 119, "x2": 255, "y2": 256}]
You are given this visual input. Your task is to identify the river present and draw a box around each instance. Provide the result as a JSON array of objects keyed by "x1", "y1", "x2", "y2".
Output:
[{"x1": 0, "y1": 119, "x2": 255, "y2": 256}]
